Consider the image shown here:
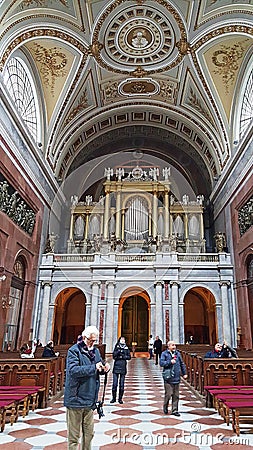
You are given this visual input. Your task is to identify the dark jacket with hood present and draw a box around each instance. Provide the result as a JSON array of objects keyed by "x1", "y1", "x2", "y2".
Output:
[
  {"x1": 64, "y1": 342, "x2": 102, "y2": 409},
  {"x1": 160, "y1": 349, "x2": 186, "y2": 384},
  {"x1": 112, "y1": 341, "x2": 131, "y2": 375}
]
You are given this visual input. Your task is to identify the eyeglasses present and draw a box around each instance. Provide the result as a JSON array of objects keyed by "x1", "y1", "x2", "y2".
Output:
[{"x1": 86, "y1": 337, "x2": 97, "y2": 343}]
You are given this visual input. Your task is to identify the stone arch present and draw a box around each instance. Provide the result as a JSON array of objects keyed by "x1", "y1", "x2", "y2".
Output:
[
  {"x1": 183, "y1": 286, "x2": 217, "y2": 345},
  {"x1": 53, "y1": 287, "x2": 87, "y2": 345},
  {"x1": 118, "y1": 287, "x2": 151, "y2": 352}
]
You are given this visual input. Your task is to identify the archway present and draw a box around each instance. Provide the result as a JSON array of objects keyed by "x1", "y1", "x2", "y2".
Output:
[
  {"x1": 119, "y1": 288, "x2": 150, "y2": 351},
  {"x1": 184, "y1": 287, "x2": 216, "y2": 344},
  {"x1": 53, "y1": 288, "x2": 86, "y2": 344}
]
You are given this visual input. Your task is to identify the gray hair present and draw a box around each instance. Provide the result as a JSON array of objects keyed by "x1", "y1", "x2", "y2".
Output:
[{"x1": 82, "y1": 326, "x2": 99, "y2": 339}]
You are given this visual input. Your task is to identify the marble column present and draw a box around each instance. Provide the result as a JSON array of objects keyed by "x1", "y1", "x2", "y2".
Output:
[
  {"x1": 184, "y1": 213, "x2": 188, "y2": 239},
  {"x1": 85, "y1": 290, "x2": 91, "y2": 328},
  {"x1": 90, "y1": 281, "x2": 101, "y2": 327},
  {"x1": 219, "y1": 281, "x2": 232, "y2": 343},
  {"x1": 215, "y1": 302, "x2": 223, "y2": 343},
  {"x1": 105, "y1": 281, "x2": 115, "y2": 352},
  {"x1": 152, "y1": 190, "x2": 158, "y2": 237},
  {"x1": 69, "y1": 214, "x2": 74, "y2": 240},
  {"x1": 103, "y1": 189, "x2": 110, "y2": 239},
  {"x1": 155, "y1": 281, "x2": 164, "y2": 337},
  {"x1": 38, "y1": 281, "x2": 52, "y2": 345},
  {"x1": 164, "y1": 191, "x2": 169, "y2": 238},
  {"x1": 85, "y1": 214, "x2": 89, "y2": 239},
  {"x1": 178, "y1": 300, "x2": 185, "y2": 344},
  {"x1": 170, "y1": 281, "x2": 180, "y2": 342},
  {"x1": 115, "y1": 188, "x2": 121, "y2": 239}
]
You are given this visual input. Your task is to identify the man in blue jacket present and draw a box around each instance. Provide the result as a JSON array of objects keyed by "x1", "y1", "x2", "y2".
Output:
[
  {"x1": 160, "y1": 340, "x2": 187, "y2": 416},
  {"x1": 64, "y1": 326, "x2": 110, "y2": 450}
]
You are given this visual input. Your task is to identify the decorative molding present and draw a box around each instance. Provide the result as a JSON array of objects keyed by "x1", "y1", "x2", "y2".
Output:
[
  {"x1": 0, "y1": 28, "x2": 88, "y2": 71},
  {"x1": 65, "y1": 90, "x2": 89, "y2": 124},
  {"x1": 30, "y1": 43, "x2": 68, "y2": 96},
  {"x1": 211, "y1": 40, "x2": 250, "y2": 94}
]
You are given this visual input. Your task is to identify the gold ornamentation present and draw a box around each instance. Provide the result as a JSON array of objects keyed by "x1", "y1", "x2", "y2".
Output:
[
  {"x1": 212, "y1": 41, "x2": 248, "y2": 93},
  {"x1": 31, "y1": 43, "x2": 67, "y2": 96},
  {"x1": 65, "y1": 91, "x2": 89, "y2": 124},
  {"x1": 176, "y1": 39, "x2": 190, "y2": 55},
  {"x1": 132, "y1": 66, "x2": 147, "y2": 78},
  {"x1": 89, "y1": 41, "x2": 103, "y2": 57},
  {"x1": 159, "y1": 81, "x2": 177, "y2": 104}
]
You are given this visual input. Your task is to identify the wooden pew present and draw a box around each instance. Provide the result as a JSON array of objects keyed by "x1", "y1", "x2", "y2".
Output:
[
  {"x1": 0, "y1": 399, "x2": 17, "y2": 432},
  {"x1": 225, "y1": 400, "x2": 253, "y2": 436},
  {"x1": 0, "y1": 359, "x2": 55, "y2": 407}
]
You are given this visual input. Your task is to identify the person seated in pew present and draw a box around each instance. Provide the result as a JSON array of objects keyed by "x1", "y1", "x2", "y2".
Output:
[
  {"x1": 42, "y1": 340, "x2": 59, "y2": 357},
  {"x1": 20, "y1": 342, "x2": 36, "y2": 358},
  {"x1": 204, "y1": 341, "x2": 238, "y2": 358}
]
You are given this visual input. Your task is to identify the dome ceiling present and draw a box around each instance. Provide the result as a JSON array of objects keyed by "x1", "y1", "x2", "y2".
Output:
[{"x1": 0, "y1": 0, "x2": 252, "y2": 198}]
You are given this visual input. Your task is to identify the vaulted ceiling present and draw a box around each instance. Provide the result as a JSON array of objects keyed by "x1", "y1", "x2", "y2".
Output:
[{"x1": 0, "y1": 0, "x2": 252, "y2": 198}]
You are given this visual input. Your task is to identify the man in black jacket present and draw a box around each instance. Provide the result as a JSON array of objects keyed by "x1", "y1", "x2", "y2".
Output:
[
  {"x1": 110, "y1": 336, "x2": 131, "y2": 404},
  {"x1": 154, "y1": 335, "x2": 163, "y2": 365}
]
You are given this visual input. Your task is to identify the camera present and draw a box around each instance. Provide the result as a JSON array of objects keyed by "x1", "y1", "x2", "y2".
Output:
[{"x1": 96, "y1": 401, "x2": 105, "y2": 419}]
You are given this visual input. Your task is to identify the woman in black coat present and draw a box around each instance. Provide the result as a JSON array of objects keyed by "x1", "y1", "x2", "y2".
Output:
[{"x1": 110, "y1": 336, "x2": 131, "y2": 404}]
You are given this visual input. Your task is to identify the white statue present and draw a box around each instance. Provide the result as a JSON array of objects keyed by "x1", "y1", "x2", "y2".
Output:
[
  {"x1": 104, "y1": 167, "x2": 113, "y2": 180},
  {"x1": 85, "y1": 195, "x2": 93, "y2": 205},
  {"x1": 182, "y1": 194, "x2": 189, "y2": 205},
  {"x1": 49, "y1": 232, "x2": 58, "y2": 252},
  {"x1": 116, "y1": 167, "x2": 124, "y2": 181},
  {"x1": 196, "y1": 194, "x2": 204, "y2": 205},
  {"x1": 162, "y1": 167, "x2": 170, "y2": 180},
  {"x1": 70, "y1": 195, "x2": 78, "y2": 207},
  {"x1": 149, "y1": 167, "x2": 159, "y2": 181}
]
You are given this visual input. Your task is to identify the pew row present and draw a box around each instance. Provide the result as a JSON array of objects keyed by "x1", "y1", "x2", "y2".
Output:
[
  {"x1": 180, "y1": 350, "x2": 253, "y2": 397},
  {"x1": 0, "y1": 358, "x2": 63, "y2": 407}
]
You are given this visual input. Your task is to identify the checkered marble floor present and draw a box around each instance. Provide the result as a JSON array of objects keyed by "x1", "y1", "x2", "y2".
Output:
[{"x1": 1, "y1": 356, "x2": 253, "y2": 449}]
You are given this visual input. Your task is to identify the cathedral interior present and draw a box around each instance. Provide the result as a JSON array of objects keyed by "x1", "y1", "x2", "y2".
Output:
[{"x1": 0, "y1": 0, "x2": 252, "y2": 353}]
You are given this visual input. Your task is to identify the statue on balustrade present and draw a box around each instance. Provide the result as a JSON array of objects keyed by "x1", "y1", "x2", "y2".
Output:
[{"x1": 214, "y1": 232, "x2": 226, "y2": 253}]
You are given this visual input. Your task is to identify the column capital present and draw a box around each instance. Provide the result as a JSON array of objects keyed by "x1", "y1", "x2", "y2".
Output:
[
  {"x1": 154, "y1": 280, "x2": 164, "y2": 287},
  {"x1": 219, "y1": 280, "x2": 231, "y2": 287},
  {"x1": 90, "y1": 281, "x2": 101, "y2": 288},
  {"x1": 41, "y1": 281, "x2": 53, "y2": 288},
  {"x1": 170, "y1": 281, "x2": 180, "y2": 287},
  {"x1": 106, "y1": 281, "x2": 116, "y2": 287}
]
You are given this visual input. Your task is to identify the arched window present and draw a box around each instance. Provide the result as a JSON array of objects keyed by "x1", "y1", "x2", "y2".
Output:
[
  {"x1": 3, "y1": 257, "x2": 26, "y2": 350},
  {"x1": 3, "y1": 57, "x2": 39, "y2": 141},
  {"x1": 239, "y1": 69, "x2": 253, "y2": 139}
]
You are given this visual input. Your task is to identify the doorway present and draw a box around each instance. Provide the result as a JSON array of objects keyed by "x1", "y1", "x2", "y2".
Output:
[
  {"x1": 121, "y1": 295, "x2": 148, "y2": 351},
  {"x1": 184, "y1": 287, "x2": 216, "y2": 344},
  {"x1": 53, "y1": 288, "x2": 86, "y2": 344}
]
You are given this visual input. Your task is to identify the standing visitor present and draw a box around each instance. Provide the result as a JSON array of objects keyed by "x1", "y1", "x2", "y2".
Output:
[
  {"x1": 110, "y1": 336, "x2": 131, "y2": 404},
  {"x1": 64, "y1": 326, "x2": 110, "y2": 450},
  {"x1": 160, "y1": 340, "x2": 187, "y2": 416},
  {"x1": 154, "y1": 335, "x2": 163, "y2": 365},
  {"x1": 147, "y1": 334, "x2": 154, "y2": 360}
]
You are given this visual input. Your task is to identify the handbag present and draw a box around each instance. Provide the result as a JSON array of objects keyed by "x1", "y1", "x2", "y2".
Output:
[{"x1": 162, "y1": 367, "x2": 173, "y2": 381}]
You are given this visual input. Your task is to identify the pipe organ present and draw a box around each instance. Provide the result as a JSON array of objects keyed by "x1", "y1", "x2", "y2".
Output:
[{"x1": 67, "y1": 165, "x2": 206, "y2": 253}]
